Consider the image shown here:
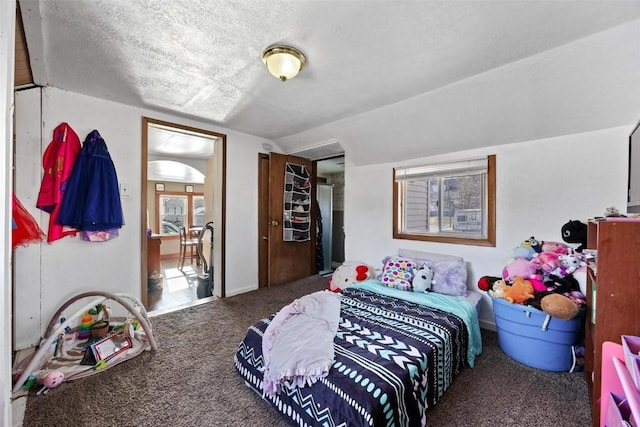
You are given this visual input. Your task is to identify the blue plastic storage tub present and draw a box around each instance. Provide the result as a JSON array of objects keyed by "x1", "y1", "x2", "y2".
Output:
[{"x1": 490, "y1": 294, "x2": 584, "y2": 372}]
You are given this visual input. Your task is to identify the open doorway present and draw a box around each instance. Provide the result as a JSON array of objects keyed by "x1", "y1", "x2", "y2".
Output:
[
  {"x1": 316, "y1": 156, "x2": 345, "y2": 274},
  {"x1": 141, "y1": 118, "x2": 226, "y2": 314}
]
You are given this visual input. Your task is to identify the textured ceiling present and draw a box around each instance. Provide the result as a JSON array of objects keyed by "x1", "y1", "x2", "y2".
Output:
[{"x1": 19, "y1": 0, "x2": 640, "y2": 165}]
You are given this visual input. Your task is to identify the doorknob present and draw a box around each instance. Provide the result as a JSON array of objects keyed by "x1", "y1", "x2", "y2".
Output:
[
  {"x1": 262, "y1": 236, "x2": 268, "y2": 240},
  {"x1": 270, "y1": 220, "x2": 279, "y2": 226}
]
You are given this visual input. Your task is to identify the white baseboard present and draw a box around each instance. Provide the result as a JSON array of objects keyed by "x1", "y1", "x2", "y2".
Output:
[{"x1": 225, "y1": 284, "x2": 259, "y2": 297}]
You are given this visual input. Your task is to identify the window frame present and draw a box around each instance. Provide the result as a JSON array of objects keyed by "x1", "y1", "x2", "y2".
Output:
[
  {"x1": 392, "y1": 154, "x2": 496, "y2": 247},
  {"x1": 155, "y1": 190, "x2": 205, "y2": 238}
]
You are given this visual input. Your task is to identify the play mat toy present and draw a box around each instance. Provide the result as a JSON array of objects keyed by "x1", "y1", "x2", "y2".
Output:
[{"x1": 13, "y1": 291, "x2": 157, "y2": 393}]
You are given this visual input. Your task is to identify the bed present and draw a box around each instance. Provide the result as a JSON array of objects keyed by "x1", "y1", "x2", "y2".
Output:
[{"x1": 234, "y1": 251, "x2": 482, "y2": 427}]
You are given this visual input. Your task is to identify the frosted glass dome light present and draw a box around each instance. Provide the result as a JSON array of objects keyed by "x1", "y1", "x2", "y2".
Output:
[{"x1": 262, "y1": 45, "x2": 306, "y2": 82}]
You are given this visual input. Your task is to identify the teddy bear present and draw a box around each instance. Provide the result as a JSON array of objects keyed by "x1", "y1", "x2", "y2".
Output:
[
  {"x1": 412, "y1": 264, "x2": 435, "y2": 292},
  {"x1": 328, "y1": 261, "x2": 372, "y2": 292},
  {"x1": 501, "y1": 276, "x2": 535, "y2": 304},
  {"x1": 488, "y1": 278, "x2": 509, "y2": 299}
]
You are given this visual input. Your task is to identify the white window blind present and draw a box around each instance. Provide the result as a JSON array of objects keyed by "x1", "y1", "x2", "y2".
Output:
[{"x1": 394, "y1": 158, "x2": 488, "y2": 181}]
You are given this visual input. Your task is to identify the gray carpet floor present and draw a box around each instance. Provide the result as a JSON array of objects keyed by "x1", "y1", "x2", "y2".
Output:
[{"x1": 22, "y1": 275, "x2": 592, "y2": 426}]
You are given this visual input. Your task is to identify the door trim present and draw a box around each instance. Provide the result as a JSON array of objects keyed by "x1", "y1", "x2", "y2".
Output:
[{"x1": 141, "y1": 117, "x2": 227, "y2": 307}]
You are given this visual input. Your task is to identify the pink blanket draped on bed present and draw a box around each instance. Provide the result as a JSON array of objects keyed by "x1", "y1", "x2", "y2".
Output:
[{"x1": 261, "y1": 290, "x2": 341, "y2": 396}]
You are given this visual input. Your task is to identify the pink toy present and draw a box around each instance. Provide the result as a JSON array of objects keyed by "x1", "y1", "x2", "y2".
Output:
[
  {"x1": 529, "y1": 251, "x2": 561, "y2": 275},
  {"x1": 541, "y1": 241, "x2": 569, "y2": 255},
  {"x1": 37, "y1": 370, "x2": 64, "y2": 395},
  {"x1": 502, "y1": 257, "x2": 546, "y2": 291},
  {"x1": 329, "y1": 262, "x2": 371, "y2": 292}
]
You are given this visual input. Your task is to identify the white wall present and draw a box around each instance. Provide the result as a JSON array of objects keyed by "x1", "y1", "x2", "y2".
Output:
[
  {"x1": 14, "y1": 86, "x2": 271, "y2": 347},
  {"x1": 344, "y1": 126, "x2": 630, "y2": 329},
  {"x1": 275, "y1": 19, "x2": 640, "y2": 169}
]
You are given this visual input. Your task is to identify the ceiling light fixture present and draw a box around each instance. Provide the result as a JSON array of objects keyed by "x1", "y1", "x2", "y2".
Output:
[{"x1": 262, "y1": 44, "x2": 306, "y2": 82}]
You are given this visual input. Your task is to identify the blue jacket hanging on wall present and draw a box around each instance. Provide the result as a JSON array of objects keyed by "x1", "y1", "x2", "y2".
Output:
[{"x1": 56, "y1": 130, "x2": 124, "y2": 241}]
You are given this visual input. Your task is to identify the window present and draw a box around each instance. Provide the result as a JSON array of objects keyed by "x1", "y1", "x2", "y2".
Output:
[
  {"x1": 158, "y1": 195, "x2": 187, "y2": 235},
  {"x1": 393, "y1": 154, "x2": 495, "y2": 246},
  {"x1": 192, "y1": 195, "x2": 204, "y2": 227},
  {"x1": 157, "y1": 192, "x2": 205, "y2": 236}
]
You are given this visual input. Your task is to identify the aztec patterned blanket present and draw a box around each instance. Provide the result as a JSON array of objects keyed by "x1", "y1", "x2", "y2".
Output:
[{"x1": 234, "y1": 283, "x2": 480, "y2": 427}]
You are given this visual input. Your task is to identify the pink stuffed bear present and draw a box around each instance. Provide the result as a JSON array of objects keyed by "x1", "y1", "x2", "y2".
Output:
[
  {"x1": 502, "y1": 257, "x2": 546, "y2": 291},
  {"x1": 329, "y1": 262, "x2": 371, "y2": 292}
]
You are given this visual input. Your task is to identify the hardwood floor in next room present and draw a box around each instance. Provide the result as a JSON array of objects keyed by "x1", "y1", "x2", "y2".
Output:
[{"x1": 147, "y1": 258, "x2": 215, "y2": 315}]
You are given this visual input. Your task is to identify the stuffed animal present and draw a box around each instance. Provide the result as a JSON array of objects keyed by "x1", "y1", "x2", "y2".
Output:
[
  {"x1": 513, "y1": 236, "x2": 541, "y2": 260},
  {"x1": 502, "y1": 257, "x2": 546, "y2": 291},
  {"x1": 489, "y1": 279, "x2": 508, "y2": 299},
  {"x1": 561, "y1": 220, "x2": 588, "y2": 252},
  {"x1": 477, "y1": 275, "x2": 502, "y2": 292},
  {"x1": 551, "y1": 253, "x2": 585, "y2": 277},
  {"x1": 329, "y1": 262, "x2": 371, "y2": 292},
  {"x1": 540, "y1": 293, "x2": 580, "y2": 320},
  {"x1": 379, "y1": 256, "x2": 415, "y2": 291},
  {"x1": 502, "y1": 276, "x2": 535, "y2": 304},
  {"x1": 541, "y1": 241, "x2": 570, "y2": 255},
  {"x1": 529, "y1": 251, "x2": 561, "y2": 275},
  {"x1": 36, "y1": 370, "x2": 64, "y2": 395},
  {"x1": 412, "y1": 265, "x2": 435, "y2": 292}
]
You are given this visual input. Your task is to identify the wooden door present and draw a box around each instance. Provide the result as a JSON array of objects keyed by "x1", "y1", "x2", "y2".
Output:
[{"x1": 259, "y1": 152, "x2": 314, "y2": 286}]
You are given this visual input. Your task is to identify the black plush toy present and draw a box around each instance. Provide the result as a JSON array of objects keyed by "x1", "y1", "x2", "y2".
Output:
[{"x1": 561, "y1": 219, "x2": 588, "y2": 252}]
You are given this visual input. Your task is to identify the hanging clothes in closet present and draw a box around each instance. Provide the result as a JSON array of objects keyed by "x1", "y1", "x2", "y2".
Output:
[
  {"x1": 36, "y1": 122, "x2": 81, "y2": 243},
  {"x1": 56, "y1": 130, "x2": 124, "y2": 242}
]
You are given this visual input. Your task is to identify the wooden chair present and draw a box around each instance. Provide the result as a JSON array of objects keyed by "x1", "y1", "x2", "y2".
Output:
[{"x1": 178, "y1": 226, "x2": 198, "y2": 270}]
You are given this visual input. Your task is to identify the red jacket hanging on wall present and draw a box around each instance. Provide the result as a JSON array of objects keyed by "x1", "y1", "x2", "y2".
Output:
[{"x1": 36, "y1": 122, "x2": 81, "y2": 243}]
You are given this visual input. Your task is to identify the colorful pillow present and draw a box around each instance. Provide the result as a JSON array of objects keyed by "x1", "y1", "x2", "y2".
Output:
[
  {"x1": 380, "y1": 256, "x2": 415, "y2": 291},
  {"x1": 398, "y1": 249, "x2": 468, "y2": 296}
]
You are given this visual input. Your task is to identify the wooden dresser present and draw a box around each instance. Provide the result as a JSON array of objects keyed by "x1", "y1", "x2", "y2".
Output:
[{"x1": 584, "y1": 219, "x2": 640, "y2": 426}]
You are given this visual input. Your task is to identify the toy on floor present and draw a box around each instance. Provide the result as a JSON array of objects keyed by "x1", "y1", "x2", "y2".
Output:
[{"x1": 36, "y1": 370, "x2": 64, "y2": 395}]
